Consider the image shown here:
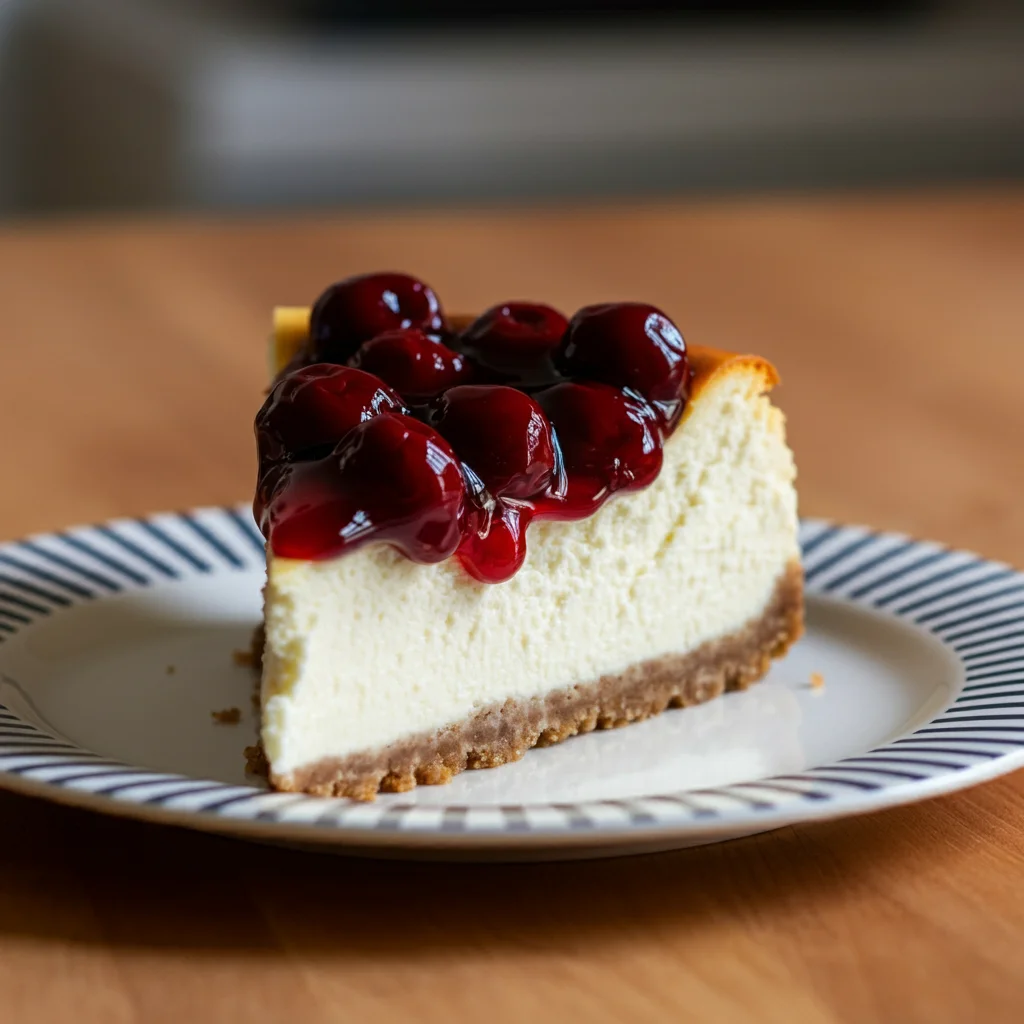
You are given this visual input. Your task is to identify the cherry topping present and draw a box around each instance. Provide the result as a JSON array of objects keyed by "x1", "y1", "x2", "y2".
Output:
[
  {"x1": 254, "y1": 364, "x2": 405, "y2": 526},
  {"x1": 256, "y1": 279, "x2": 693, "y2": 582},
  {"x1": 460, "y1": 302, "x2": 568, "y2": 380},
  {"x1": 253, "y1": 459, "x2": 293, "y2": 528},
  {"x1": 557, "y1": 302, "x2": 690, "y2": 413},
  {"x1": 537, "y1": 381, "x2": 663, "y2": 515},
  {"x1": 434, "y1": 385, "x2": 555, "y2": 500},
  {"x1": 458, "y1": 500, "x2": 531, "y2": 584},
  {"x1": 256, "y1": 364, "x2": 405, "y2": 463},
  {"x1": 265, "y1": 414, "x2": 465, "y2": 562},
  {"x1": 349, "y1": 328, "x2": 471, "y2": 401},
  {"x1": 309, "y1": 272, "x2": 446, "y2": 364}
]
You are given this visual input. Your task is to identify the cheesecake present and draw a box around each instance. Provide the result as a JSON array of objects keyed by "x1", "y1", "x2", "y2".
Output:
[{"x1": 253, "y1": 273, "x2": 803, "y2": 799}]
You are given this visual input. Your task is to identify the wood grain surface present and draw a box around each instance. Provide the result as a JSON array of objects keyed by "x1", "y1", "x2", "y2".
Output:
[{"x1": 1, "y1": 190, "x2": 1023, "y2": 1023}]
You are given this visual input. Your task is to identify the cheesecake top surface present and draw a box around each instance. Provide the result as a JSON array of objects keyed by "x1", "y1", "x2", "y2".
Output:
[
  {"x1": 255, "y1": 273, "x2": 780, "y2": 583},
  {"x1": 271, "y1": 305, "x2": 779, "y2": 403}
]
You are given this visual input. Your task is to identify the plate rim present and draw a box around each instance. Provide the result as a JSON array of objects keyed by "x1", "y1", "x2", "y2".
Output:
[{"x1": 1, "y1": 506, "x2": 1023, "y2": 850}]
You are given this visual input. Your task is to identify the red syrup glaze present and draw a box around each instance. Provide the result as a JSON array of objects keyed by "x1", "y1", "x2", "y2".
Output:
[
  {"x1": 256, "y1": 274, "x2": 691, "y2": 583},
  {"x1": 253, "y1": 364, "x2": 406, "y2": 523},
  {"x1": 262, "y1": 414, "x2": 465, "y2": 564}
]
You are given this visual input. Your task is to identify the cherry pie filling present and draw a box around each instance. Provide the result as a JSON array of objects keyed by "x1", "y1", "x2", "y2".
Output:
[{"x1": 255, "y1": 272, "x2": 692, "y2": 583}]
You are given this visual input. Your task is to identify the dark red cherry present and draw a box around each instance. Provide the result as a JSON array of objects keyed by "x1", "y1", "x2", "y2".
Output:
[
  {"x1": 349, "y1": 328, "x2": 471, "y2": 401},
  {"x1": 460, "y1": 302, "x2": 568, "y2": 375},
  {"x1": 253, "y1": 459, "x2": 293, "y2": 531},
  {"x1": 309, "y1": 272, "x2": 446, "y2": 364},
  {"x1": 434, "y1": 385, "x2": 556, "y2": 500},
  {"x1": 255, "y1": 364, "x2": 405, "y2": 463},
  {"x1": 537, "y1": 381, "x2": 663, "y2": 514},
  {"x1": 265, "y1": 414, "x2": 465, "y2": 562},
  {"x1": 458, "y1": 501, "x2": 532, "y2": 584},
  {"x1": 557, "y1": 302, "x2": 690, "y2": 409}
]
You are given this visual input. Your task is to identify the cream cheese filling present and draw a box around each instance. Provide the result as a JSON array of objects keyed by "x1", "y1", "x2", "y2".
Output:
[{"x1": 261, "y1": 366, "x2": 799, "y2": 775}]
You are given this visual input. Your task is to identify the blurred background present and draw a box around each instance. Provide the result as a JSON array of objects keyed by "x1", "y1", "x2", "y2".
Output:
[{"x1": 0, "y1": 0, "x2": 1022, "y2": 218}]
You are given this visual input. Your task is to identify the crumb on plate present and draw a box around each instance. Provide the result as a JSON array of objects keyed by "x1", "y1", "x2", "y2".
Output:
[
  {"x1": 232, "y1": 648, "x2": 256, "y2": 668},
  {"x1": 245, "y1": 744, "x2": 269, "y2": 776},
  {"x1": 809, "y1": 672, "x2": 825, "y2": 692},
  {"x1": 211, "y1": 707, "x2": 242, "y2": 725},
  {"x1": 166, "y1": 664, "x2": 176, "y2": 675}
]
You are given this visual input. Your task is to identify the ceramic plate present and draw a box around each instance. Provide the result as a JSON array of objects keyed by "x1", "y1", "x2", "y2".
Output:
[{"x1": 0, "y1": 509, "x2": 1022, "y2": 860}]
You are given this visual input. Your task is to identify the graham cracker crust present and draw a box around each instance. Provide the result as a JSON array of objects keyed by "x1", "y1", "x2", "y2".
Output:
[{"x1": 265, "y1": 560, "x2": 804, "y2": 801}]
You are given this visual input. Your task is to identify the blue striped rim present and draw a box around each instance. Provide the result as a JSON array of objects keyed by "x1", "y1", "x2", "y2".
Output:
[
  {"x1": 224, "y1": 507, "x2": 267, "y2": 556},
  {"x1": 943, "y1": 701, "x2": 1024, "y2": 714},
  {"x1": 16, "y1": 541, "x2": 120, "y2": 592},
  {"x1": 964, "y1": 653, "x2": 1024, "y2": 670},
  {"x1": 803, "y1": 533, "x2": 878, "y2": 584},
  {"x1": 729, "y1": 781, "x2": 831, "y2": 801},
  {"x1": 0, "y1": 574, "x2": 70, "y2": 607},
  {"x1": 798, "y1": 523, "x2": 840, "y2": 559},
  {"x1": 96, "y1": 526, "x2": 178, "y2": 579},
  {"x1": 0, "y1": 512, "x2": 1022, "y2": 840},
  {"x1": 962, "y1": 655, "x2": 1024, "y2": 673},
  {"x1": 0, "y1": 591, "x2": 50, "y2": 617},
  {"x1": 891, "y1": 736, "x2": 1017, "y2": 750},
  {"x1": 898, "y1": 574, "x2": 1020, "y2": 619},
  {"x1": 925, "y1": 594, "x2": 1024, "y2": 632},
  {"x1": 958, "y1": 688, "x2": 1024, "y2": 701},
  {"x1": 0, "y1": 553, "x2": 95, "y2": 598},
  {"x1": 848, "y1": 549, "x2": 950, "y2": 601},
  {"x1": 942, "y1": 616, "x2": 1024, "y2": 644},
  {"x1": 873, "y1": 560, "x2": 984, "y2": 609},
  {"x1": 600, "y1": 800, "x2": 660, "y2": 826},
  {"x1": 809, "y1": 763, "x2": 929, "y2": 782},
  {"x1": 549, "y1": 804, "x2": 595, "y2": 829},
  {"x1": 57, "y1": 534, "x2": 150, "y2": 586},
  {"x1": 954, "y1": 630, "x2": 1024, "y2": 655},
  {"x1": 0, "y1": 755, "x2": 134, "y2": 773},
  {"x1": 643, "y1": 794, "x2": 718, "y2": 819},
  {"x1": 818, "y1": 537, "x2": 916, "y2": 593},
  {"x1": 839, "y1": 754, "x2": 967, "y2": 771},
  {"x1": 693, "y1": 789, "x2": 775, "y2": 811},
  {"x1": 177, "y1": 513, "x2": 244, "y2": 569},
  {"x1": 138, "y1": 520, "x2": 213, "y2": 573},
  {"x1": 781, "y1": 773, "x2": 883, "y2": 791}
]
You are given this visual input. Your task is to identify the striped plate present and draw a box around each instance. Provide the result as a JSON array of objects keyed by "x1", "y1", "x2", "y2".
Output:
[{"x1": 0, "y1": 509, "x2": 1022, "y2": 860}]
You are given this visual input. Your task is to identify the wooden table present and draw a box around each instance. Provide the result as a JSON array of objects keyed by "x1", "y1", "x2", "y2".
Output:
[{"x1": 1, "y1": 191, "x2": 1023, "y2": 1022}]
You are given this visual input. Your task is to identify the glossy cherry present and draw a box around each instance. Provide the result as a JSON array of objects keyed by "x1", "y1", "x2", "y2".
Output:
[
  {"x1": 308, "y1": 272, "x2": 446, "y2": 364},
  {"x1": 537, "y1": 381, "x2": 664, "y2": 515},
  {"x1": 459, "y1": 302, "x2": 568, "y2": 379},
  {"x1": 254, "y1": 364, "x2": 406, "y2": 527},
  {"x1": 557, "y1": 302, "x2": 690, "y2": 411},
  {"x1": 348, "y1": 328, "x2": 471, "y2": 401},
  {"x1": 264, "y1": 414, "x2": 465, "y2": 562},
  {"x1": 434, "y1": 385, "x2": 556, "y2": 500},
  {"x1": 256, "y1": 363, "x2": 405, "y2": 463},
  {"x1": 457, "y1": 500, "x2": 532, "y2": 584}
]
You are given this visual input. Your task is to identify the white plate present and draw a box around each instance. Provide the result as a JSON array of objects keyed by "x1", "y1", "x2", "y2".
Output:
[{"x1": 0, "y1": 509, "x2": 1022, "y2": 860}]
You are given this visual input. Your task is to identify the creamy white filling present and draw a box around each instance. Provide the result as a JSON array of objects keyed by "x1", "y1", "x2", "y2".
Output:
[{"x1": 261, "y1": 366, "x2": 799, "y2": 775}]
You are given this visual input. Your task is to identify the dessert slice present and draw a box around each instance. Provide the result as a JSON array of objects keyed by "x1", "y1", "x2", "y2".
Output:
[{"x1": 254, "y1": 274, "x2": 803, "y2": 799}]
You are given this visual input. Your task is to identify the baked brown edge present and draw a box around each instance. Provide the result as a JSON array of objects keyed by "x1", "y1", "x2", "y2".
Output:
[{"x1": 259, "y1": 560, "x2": 804, "y2": 801}]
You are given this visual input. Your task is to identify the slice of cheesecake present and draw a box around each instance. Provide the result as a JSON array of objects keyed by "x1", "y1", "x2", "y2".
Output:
[{"x1": 254, "y1": 276, "x2": 803, "y2": 799}]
